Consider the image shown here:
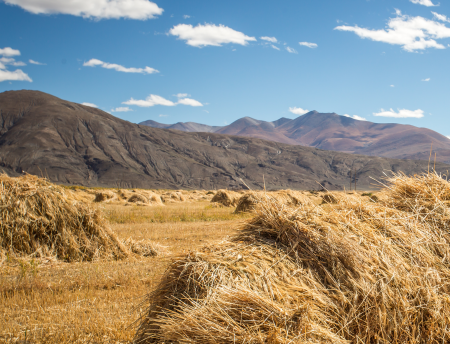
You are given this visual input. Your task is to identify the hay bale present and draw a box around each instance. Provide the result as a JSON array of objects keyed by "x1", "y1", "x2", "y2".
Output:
[
  {"x1": 161, "y1": 191, "x2": 186, "y2": 203},
  {"x1": 234, "y1": 192, "x2": 264, "y2": 213},
  {"x1": 210, "y1": 189, "x2": 241, "y2": 207},
  {"x1": 128, "y1": 193, "x2": 148, "y2": 203},
  {"x1": 128, "y1": 192, "x2": 163, "y2": 206},
  {"x1": 123, "y1": 238, "x2": 166, "y2": 257},
  {"x1": 93, "y1": 190, "x2": 116, "y2": 203},
  {"x1": 136, "y1": 172, "x2": 450, "y2": 343},
  {"x1": 0, "y1": 174, "x2": 128, "y2": 262}
]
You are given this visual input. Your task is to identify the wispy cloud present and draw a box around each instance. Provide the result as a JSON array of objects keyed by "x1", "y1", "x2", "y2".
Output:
[
  {"x1": 123, "y1": 94, "x2": 203, "y2": 107},
  {"x1": 29, "y1": 59, "x2": 46, "y2": 65},
  {"x1": 271, "y1": 45, "x2": 280, "y2": 51},
  {"x1": 299, "y1": 41, "x2": 318, "y2": 48},
  {"x1": 183, "y1": 15, "x2": 190, "y2": 19},
  {"x1": 3, "y1": 0, "x2": 163, "y2": 20},
  {"x1": 410, "y1": 0, "x2": 439, "y2": 7},
  {"x1": 174, "y1": 93, "x2": 190, "y2": 98},
  {"x1": 169, "y1": 23, "x2": 256, "y2": 47},
  {"x1": 335, "y1": 11, "x2": 450, "y2": 51},
  {"x1": 422, "y1": 77, "x2": 431, "y2": 81},
  {"x1": 286, "y1": 46, "x2": 298, "y2": 54},
  {"x1": 390, "y1": 85, "x2": 395, "y2": 87},
  {"x1": 373, "y1": 108, "x2": 424, "y2": 118},
  {"x1": 111, "y1": 107, "x2": 133, "y2": 112},
  {"x1": 260, "y1": 36, "x2": 277, "y2": 43},
  {"x1": 344, "y1": 114, "x2": 367, "y2": 121},
  {"x1": 0, "y1": 57, "x2": 26, "y2": 66},
  {"x1": 289, "y1": 107, "x2": 309, "y2": 115},
  {"x1": 83, "y1": 59, "x2": 159, "y2": 74},
  {"x1": 81, "y1": 102, "x2": 98, "y2": 108},
  {"x1": 432, "y1": 12, "x2": 449, "y2": 22}
]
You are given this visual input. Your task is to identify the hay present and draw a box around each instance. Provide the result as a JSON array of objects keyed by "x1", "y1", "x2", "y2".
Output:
[
  {"x1": 94, "y1": 190, "x2": 116, "y2": 203},
  {"x1": 123, "y1": 238, "x2": 166, "y2": 257},
  {"x1": 210, "y1": 189, "x2": 241, "y2": 207},
  {"x1": 321, "y1": 192, "x2": 339, "y2": 204},
  {"x1": 161, "y1": 191, "x2": 186, "y2": 203},
  {"x1": 128, "y1": 192, "x2": 164, "y2": 206},
  {"x1": 234, "y1": 192, "x2": 261, "y2": 213},
  {"x1": 0, "y1": 174, "x2": 128, "y2": 262},
  {"x1": 136, "y1": 171, "x2": 450, "y2": 343}
]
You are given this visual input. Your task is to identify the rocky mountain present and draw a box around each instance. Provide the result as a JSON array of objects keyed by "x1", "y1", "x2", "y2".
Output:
[
  {"x1": 1, "y1": 90, "x2": 448, "y2": 190},
  {"x1": 141, "y1": 111, "x2": 450, "y2": 163},
  {"x1": 139, "y1": 119, "x2": 220, "y2": 133}
]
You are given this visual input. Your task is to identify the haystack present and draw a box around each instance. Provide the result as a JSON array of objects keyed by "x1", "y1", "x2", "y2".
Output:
[
  {"x1": 210, "y1": 189, "x2": 241, "y2": 207},
  {"x1": 128, "y1": 192, "x2": 164, "y2": 206},
  {"x1": 136, "y1": 172, "x2": 450, "y2": 343},
  {"x1": 161, "y1": 191, "x2": 186, "y2": 203},
  {"x1": 0, "y1": 174, "x2": 128, "y2": 262},
  {"x1": 93, "y1": 190, "x2": 116, "y2": 203},
  {"x1": 321, "y1": 192, "x2": 339, "y2": 204},
  {"x1": 122, "y1": 238, "x2": 166, "y2": 257}
]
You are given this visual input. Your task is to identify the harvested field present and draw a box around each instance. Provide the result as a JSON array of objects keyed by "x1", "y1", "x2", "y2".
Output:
[{"x1": 136, "y1": 172, "x2": 450, "y2": 344}]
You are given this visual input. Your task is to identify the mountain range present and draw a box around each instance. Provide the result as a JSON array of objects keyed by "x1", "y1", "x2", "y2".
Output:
[
  {"x1": 0, "y1": 90, "x2": 448, "y2": 190},
  {"x1": 141, "y1": 112, "x2": 450, "y2": 163}
]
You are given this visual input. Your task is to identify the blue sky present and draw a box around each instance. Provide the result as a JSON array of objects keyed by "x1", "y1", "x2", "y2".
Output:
[{"x1": 0, "y1": 0, "x2": 449, "y2": 137}]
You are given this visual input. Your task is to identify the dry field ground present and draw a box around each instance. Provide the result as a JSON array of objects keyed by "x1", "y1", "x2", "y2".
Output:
[{"x1": 0, "y1": 199, "x2": 254, "y2": 344}]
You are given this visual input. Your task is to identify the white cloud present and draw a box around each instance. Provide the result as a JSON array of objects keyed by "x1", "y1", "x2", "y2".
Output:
[
  {"x1": 169, "y1": 23, "x2": 256, "y2": 47},
  {"x1": 111, "y1": 106, "x2": 133, "y2": 112},
  {"x1": 81, "y1": 102, "x2": 98, "y2": 108},
  {"x1": 286, "y1": 46, "x2": 298, "y2": 54},
  {"x1": 124, "y1": 94, "x2": 203, "y2": 107},
  {"x1": 343, "y1": 114, "x2": 367, "y2": 121},
  {"x1": 335, "y1": 12, "x2": 450, "y2": 52},
  {"x1": 289, "y1": 107, "x2": 309, "y2": 115},
  {"x1": 299, "y1": 41, "x2": 318, "y2": 48},
  {"x1": 3, "y1": 0, "x2": 163, "y2": 20},
  {"x1": 410, "y1": 0, "x2": 438, "y2": 6},
  {"x1": 174, "y1": 93, "x2": 189, "y2": 98},
  {"x1": 83, "y1": 58, "x2": 158, "y2": 74},
  {"x1": 390, "y1": 85, "x2": 395, "y2": 87},
  {"x1": 446, "y1": 135, "x2": 450, "y2": 139},
  {"x1": 432, "y1": 12, "x2": 449, "y2": 22},
  {"x1": 0, "y1": 47, "x2": 20, "y2": 56},
  {"x1": 159, "y1": 114, "x2": 168, "y2": 117},
  {"x1": 260, "y1": 36, "x2": 277, "y2": 43},
  {"x1": 0, "y1": 69, "x2": 32, "y2": 82},
  {"x1": 373, "y1": 108, "x2": 424, "y2": 118},
  {"x1": 29, "y1": 59, "x2": 46, "y2": 65},
  {"x1": 271, "y1": 45, "x2": 280, "y2": 51},
  {"x1": 177, "y1": 98, "x2": 203, "y2": 107},
  {"x1": 183, "y1": 15, "x2": 190, "y2": 19},
  {"x1": 0, "y1": 57, "x2": 26, "y2": 66},
  {"x1": 422, "y1": 77, "x2": 431, "y2": 81}
]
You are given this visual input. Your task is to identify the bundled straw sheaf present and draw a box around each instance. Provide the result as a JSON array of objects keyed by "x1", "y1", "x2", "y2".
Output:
[
  {"x1": 0, "y1": 174, "x2": 128, "y2": 262},
  {"x1": 136, "y1": 172, "x2": 450, "y2": 344}
]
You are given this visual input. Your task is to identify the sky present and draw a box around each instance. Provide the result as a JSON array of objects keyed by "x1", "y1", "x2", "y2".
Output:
[{"x1": 0, "y1": 0, "x2": 449, "y2": 137}]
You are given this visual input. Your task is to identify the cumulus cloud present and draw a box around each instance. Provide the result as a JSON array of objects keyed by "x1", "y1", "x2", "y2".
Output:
[
  {"x1": 286, "y1": 46, "x2": 298, "y2": 54},
  {"x1": 410, "y1": 0, "x2": 438, "y2": 6},
  {"x1": 289, "y1": 107, "x2": 309, "y2": 115},
  {"x1": 343, "y1": 114, "x2": 367, "y2": 121},
  {"x1": 271, "y1": 45, "x2": 280, "y2": 51},
  {"x1": 29, "y1": 59, "x2": 46, "y2": 65},
  {"x1": 373, "y1": 108, "x2": 424, "y2": 118},
  {"x1": 335, "y1": 12, "x2": 450, "y2": 52},
  {"x1": 299, "y1": 42, "x2": 318, "y2": 48},
  {"x1": 0, "y1": 47, "x2": 21, "y2": 56},
  {"x1": 83, "y1": 58, "x2": 159, "y2": 74},
  {"x1": 177, "y1": 98, "x2": 203, "y2": 106},
  {"x1": 0, "y1": 47, "x2": 32, "y2": 82},
  {"x1": 111, "y1": 106, "x2": 133, "y2": 112},
  {"x1": 123, "y1": 94, "x2": 203, "y2": 107},
  {"x1": 0, "y1": 57, "x2": 26, "y2": 66},
  {"x1": 0, "y1": 69, "x2": 32, "y2": 82},
  {"x1": 422, "y1": 77, "x2": 431, "y2": 81},
  {"x1": 81, "y1": 102, "x2": 98, "y2": 108},
  {"x1": 169, "y1": 23, "x2": 256, "y2": 47},
  {"x1": 260, "y1": 36, "x2": 277, "y2": 43},
  {"x1": 432, "y1": 12, "x2": 449, "y2": 22},
  {"x1": 3, "y1": 0, "x2": 163, "y2": 20}
]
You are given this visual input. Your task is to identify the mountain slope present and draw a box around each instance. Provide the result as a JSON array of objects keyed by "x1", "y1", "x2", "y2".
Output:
[
  {"x1": 1, "y1": 90, "x2": 448, "y2": 190},
  {"x1": 139, "y1": 119, "x2": 221, "y2": 133}
]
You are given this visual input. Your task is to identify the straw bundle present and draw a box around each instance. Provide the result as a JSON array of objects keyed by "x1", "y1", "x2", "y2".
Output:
[
  {"x1": 321, "y1": 192, "x2": 338, "y2": 204},
  {"x1": 94, "y1": 190, "x2": 116, "y2": 203},
  {"x1": 0, "y1": 174, "x2": 128, "y2": 262},
  {"x1": 210, "y1": 189, "x2": 241, "y2": 207},
  {"x1": 123, "y1": 238, "x2": 166, "y2": 257},
  {"x1": 136, "y1": 172, "x2": 450, "y2": 343}
]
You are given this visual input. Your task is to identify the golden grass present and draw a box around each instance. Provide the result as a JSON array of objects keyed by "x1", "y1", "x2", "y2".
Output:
[
  {"x1": 0, "y1": 198, "x2": 243, "y2": 344},
  {"x1": 136, "y1": 172, "x2": 450, "y2": 344}
]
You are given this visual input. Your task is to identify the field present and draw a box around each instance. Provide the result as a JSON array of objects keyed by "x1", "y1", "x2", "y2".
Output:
[{"x1": 0, "y1": 196, "x2": 257, "y2": 344}]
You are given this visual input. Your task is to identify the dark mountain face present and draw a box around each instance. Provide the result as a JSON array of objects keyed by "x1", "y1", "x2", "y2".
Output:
[
  {"x1": 1, "y1": 90, "x2": 448, "y2": 190},
  {"x1": 141, "y1": 111, "x2": 450, "y2": 164}
]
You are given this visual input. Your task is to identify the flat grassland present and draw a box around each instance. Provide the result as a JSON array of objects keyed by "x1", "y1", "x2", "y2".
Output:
[{"x1": 0, "y1": 201, "x2": 251, "y2": 344}]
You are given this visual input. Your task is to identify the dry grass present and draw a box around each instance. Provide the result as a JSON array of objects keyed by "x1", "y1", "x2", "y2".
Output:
[
  {"x1": 136, "y1": 172, "x2": 450, "y2": 344},
  {"x1": 0, "y1": 192, "x2": 244, "y2": 343},
  {"x1": 211, "y1": 189, "x2": 242, "y2": 207},
  {"x1": 0, "y1": 174, "x2": 128, "y2": 262}
]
